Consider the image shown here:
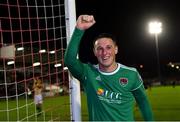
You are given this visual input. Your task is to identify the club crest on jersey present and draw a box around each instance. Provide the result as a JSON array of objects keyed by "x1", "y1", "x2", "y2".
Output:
[{"x1": 119, "y1": 78, "x2": 128, "y2": 87}]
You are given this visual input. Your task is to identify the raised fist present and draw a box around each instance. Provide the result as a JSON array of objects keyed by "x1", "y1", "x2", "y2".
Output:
[{"x1": 76, "y1": 15, "x2": 96, "y2": 30}]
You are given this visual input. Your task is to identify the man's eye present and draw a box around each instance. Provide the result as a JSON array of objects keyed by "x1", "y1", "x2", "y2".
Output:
[
  {"x1": 106, "y1": 46, "x2": 112, "y2": 49},
  {"x1": 97, "y1": 47, "x2": 102, "y2": 51}
]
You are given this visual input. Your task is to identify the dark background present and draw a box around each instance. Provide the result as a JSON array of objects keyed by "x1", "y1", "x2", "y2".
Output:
[{"x1": 75, "y1": 0, "x2": 180, "y2": 79}]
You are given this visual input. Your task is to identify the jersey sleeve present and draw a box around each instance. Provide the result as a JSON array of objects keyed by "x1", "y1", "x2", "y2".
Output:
[
  {"x1": 132, "y1": 86, "x2": 154, "y2": 121},
  {"x1": 64, "y1": 28, "x2": 86, "y2": 81},
  {"x1": 130, "y1": 69, "x2": 153, "y2": 120}
]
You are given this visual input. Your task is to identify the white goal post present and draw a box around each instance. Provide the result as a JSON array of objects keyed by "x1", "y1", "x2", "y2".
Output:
[{"x1": 65, "y1": 0, "x2": 82, "y2": 121}]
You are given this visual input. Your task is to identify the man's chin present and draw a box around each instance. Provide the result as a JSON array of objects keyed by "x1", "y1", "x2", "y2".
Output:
[{"x1": 101, "y1": 62, "x2": 111, "y2": 67}]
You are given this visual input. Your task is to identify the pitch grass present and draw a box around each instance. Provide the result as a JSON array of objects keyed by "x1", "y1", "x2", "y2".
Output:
[
  {"x1": 134, "y1": 85, "x2": 180, "y2": 121},
  {"x1": 0, "y1": 95, "x2": 71, "y2": 121},
  {"x1": 0, "y1": 86, "x2": 180, "y2": 121}
]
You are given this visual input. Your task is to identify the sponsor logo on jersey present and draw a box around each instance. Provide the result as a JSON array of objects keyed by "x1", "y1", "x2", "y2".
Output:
[
  {"x1": 97, "y1": 88, "x2": 104, "y2": 95},
  {"x1": 96, "y1": 88, "x2": 122, "y2": 104},
  {"x1": 119, "y1": 78, "x2": 128, "y2": 87}
]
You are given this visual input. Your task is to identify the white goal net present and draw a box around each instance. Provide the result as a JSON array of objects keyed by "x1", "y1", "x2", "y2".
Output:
[{"x1": 0, "y1": 0, "x2": 78, "y2": 121}]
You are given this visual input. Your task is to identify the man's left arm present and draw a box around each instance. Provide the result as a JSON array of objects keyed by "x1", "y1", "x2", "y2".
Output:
[{"x1": 132, "y1": 86, "x2": 154, "y2": 121}]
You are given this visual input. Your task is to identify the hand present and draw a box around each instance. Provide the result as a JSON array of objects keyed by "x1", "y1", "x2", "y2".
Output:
[{"x1": 76, "y1": 15, "x2": 96, "y2": 30}]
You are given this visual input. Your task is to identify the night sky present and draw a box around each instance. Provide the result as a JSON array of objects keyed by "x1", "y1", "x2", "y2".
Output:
[{"x1": 75, "y1": 0, "x2": 180, "y2": 76}]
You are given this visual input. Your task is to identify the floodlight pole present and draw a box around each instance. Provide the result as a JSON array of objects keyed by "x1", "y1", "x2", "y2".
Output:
[
  {"x1": 154, "y1": 33, "x2": 161, "y2": 83},
  {"x1": 149, "y1": 21, "x2": 162, "y2": 84}
]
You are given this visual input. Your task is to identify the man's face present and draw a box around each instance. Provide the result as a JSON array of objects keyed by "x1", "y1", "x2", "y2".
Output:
[{"x1": 93, "y1": 37, "x2": 118, "y2": 68}]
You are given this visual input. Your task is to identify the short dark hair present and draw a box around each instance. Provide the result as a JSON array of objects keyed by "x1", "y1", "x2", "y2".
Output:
[{"x1": 93, "y1": 33, "x2": 118, "y2": 47}]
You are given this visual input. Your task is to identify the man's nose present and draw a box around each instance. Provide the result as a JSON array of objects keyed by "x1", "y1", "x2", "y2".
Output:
[{"x1": 102, "y1": 49, "x2": 107, "y2": 55}]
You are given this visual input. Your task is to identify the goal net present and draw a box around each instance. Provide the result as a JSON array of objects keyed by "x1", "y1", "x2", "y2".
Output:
[{"x1": 0, "y1": 0, "x2": 78, "y2": 121}]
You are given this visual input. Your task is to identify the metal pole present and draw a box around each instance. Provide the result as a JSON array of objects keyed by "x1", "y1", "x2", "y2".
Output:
[
  {"x1": 155, "y1": 33, "x2": 161, "y2": 83},
  {"x1": 65, "y1": 0, "x2": 82, "y2": 121}
]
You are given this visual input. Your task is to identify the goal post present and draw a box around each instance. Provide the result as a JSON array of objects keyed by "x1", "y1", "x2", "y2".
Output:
[{"x1": 65, "y1": 0, "x2": 82, "y2": 121}]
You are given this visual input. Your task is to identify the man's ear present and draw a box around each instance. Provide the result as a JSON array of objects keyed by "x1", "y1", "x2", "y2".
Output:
[{"x1": 115, "y1": 46, "x2": 118, "y2": 54}]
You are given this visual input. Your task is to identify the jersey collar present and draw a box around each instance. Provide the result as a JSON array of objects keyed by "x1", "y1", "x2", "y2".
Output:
[{"x1": 96, "y1": 63, "x2": 121, "y2": 75}]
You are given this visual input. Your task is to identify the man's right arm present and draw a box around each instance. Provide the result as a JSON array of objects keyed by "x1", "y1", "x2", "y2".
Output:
[
  {"x1": 64, "y1": 15, "x2": 96, "y2": 79},
  {"x1": 64, "y1": 28, "x2": 85, "y2": 79}
]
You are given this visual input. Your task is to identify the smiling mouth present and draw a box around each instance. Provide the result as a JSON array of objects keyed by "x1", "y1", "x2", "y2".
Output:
[
  {"x1": 102, "y1": 56, "x2": 110, "y2": 60},
  {"x1": 102, "y1": 57, "x2": 110, "y2": 62}
]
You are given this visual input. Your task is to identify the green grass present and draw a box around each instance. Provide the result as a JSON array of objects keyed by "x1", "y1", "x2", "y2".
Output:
[
  {"x1": 135, "y1": 85, "x2": 180, "y2": 121},
  {"x1": 0, "y1": 95, "x2": 70, "y2": 121},
  {"x1": 0, "y1": 86, "x2": 180, "y2": 121}
]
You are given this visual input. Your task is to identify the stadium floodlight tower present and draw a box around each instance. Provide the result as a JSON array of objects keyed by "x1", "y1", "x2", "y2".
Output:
[{"x1": 149, "y1": 21, "x2": 162, "y2": 83}]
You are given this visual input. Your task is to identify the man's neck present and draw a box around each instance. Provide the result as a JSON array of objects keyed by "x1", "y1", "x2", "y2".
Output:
[{"x1": 99, "y1": 62, "x2": 118, "y2": 73}]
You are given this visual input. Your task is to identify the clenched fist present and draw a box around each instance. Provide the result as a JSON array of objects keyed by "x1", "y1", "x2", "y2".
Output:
[{"x1": 76, "y1": 15, "x2": 96, "y2": 30}]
